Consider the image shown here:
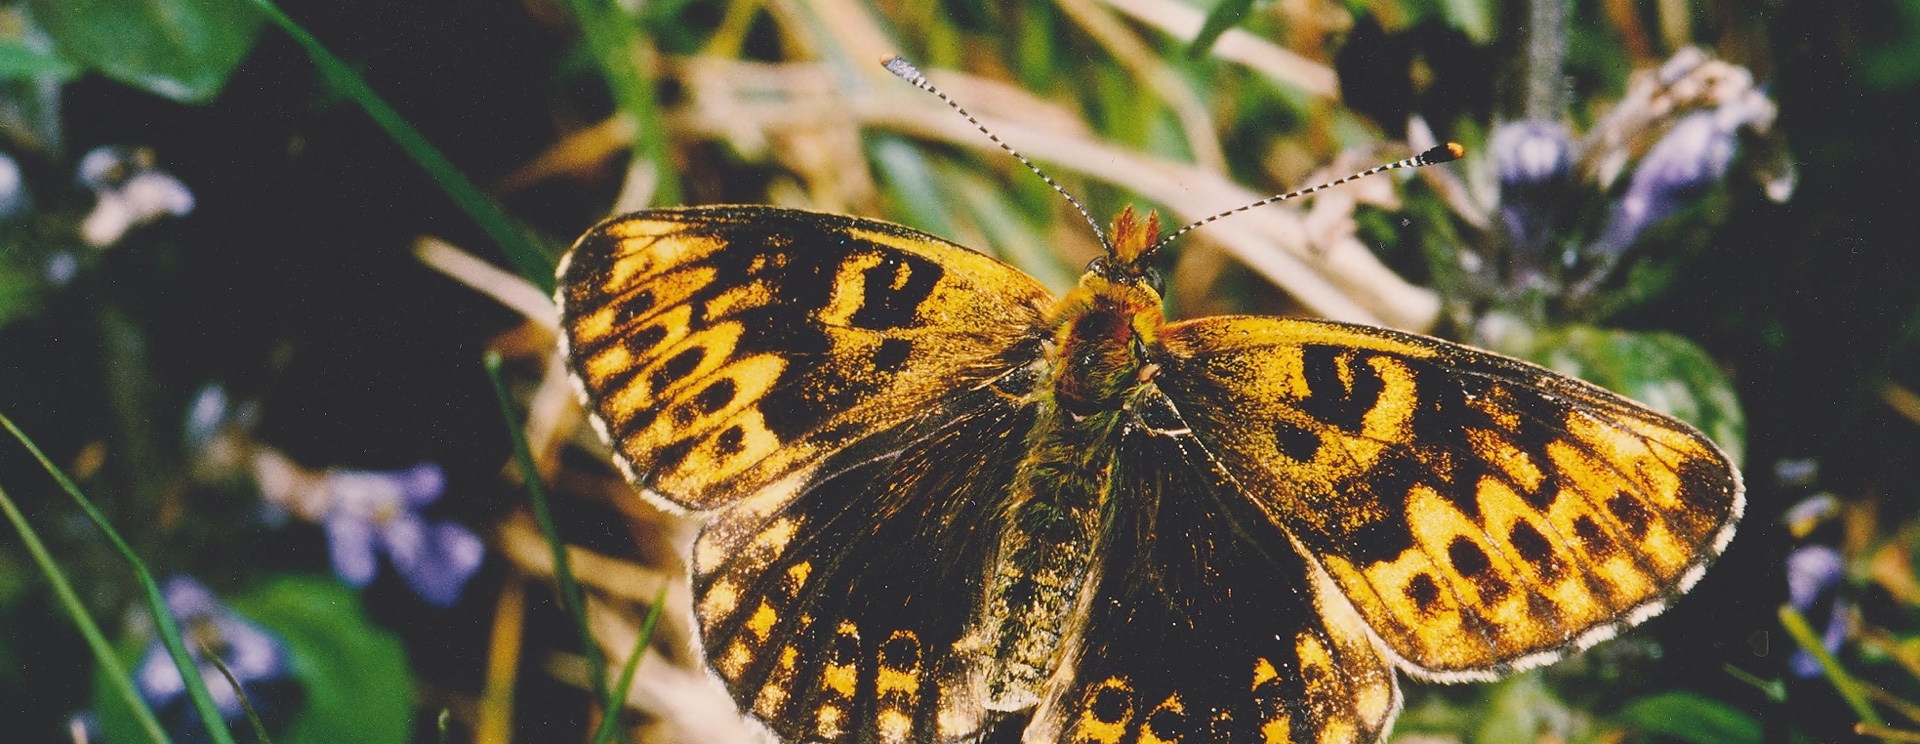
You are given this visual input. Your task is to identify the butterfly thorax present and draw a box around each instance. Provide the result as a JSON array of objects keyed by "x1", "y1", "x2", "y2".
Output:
[
  {"x1": 1043, "y1": 207, "x2": 1167, "y2": 414},
  {"x1": 974, "y1": 209, "x2": 1167, "y2": 711}
]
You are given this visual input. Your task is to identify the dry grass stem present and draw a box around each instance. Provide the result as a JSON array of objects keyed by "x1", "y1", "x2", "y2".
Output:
[
  {"x1": 412, "y1": 236, "x2": 557, "y2": 332},
  {"x1": 1054, "y1": 0, "x2": 1230, "y2": 172},
  {"x1": 498, "y1": 513, "x2": 674, "y2": 604},
  {"x1": 1099, "y1": 0, "x2": 1339, "y2": 98}
]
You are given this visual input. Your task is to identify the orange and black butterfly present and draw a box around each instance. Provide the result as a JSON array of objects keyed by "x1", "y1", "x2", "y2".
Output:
[{"x1": 555, "y1": 63, "x2": 1741, "y2": 744}]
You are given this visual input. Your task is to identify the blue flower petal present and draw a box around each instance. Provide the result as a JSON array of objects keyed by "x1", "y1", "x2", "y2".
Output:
[
  {"x1": 397, "y1": 463, "x2": 446, "y2": 507},
  {"x1": 326, "y1": 511, "x2": 381, "y2": 587},
  {"x1": 1786, "y1": 545, "x2": 1842, "y2": 610},
  {"x1": 388, "y1": 518, "x2": 484, "y2": 607},
  {"x1": 1591, "y1": 111, "x2": 1737, "y2": 257}
]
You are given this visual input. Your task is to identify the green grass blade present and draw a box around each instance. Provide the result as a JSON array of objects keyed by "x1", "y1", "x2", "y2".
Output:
[
  {"x1": 240, "y1": 0, "x2": 558, "y2": 293},
  {"x1": 1188, "y1": 0, "x2": 1257, "y2": 58},
  {"x1": 590, "y1": 585, "x2": 668, "y2": 744},
  {"x1": 482, "y1": 351, "x2": 618, "y2": 729},
  {"x1": 0, "y1": 410, "x2": 235, "y2": 744},
  {"x1": 1779, "y1": 604, "x2": 1884, "y2": 727},
  {"x1": 564, "y1": 0, "x2": 681, "y2": 206},
  {"x1": 0, "y1": 481, "x2": 172, "y2": 744},
  {"x1": 198, "y1": 640, "x2": 273, "y2": 744}
]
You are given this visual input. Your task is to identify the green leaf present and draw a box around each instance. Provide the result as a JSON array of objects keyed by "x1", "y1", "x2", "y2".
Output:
[
  {"x1": 0, "y1": 39, "x2": 81, "y2": 80},
  {"x1": 236, "y1": 578, "x2": 412, "y2": 744},
  {"x1": 29, "y1": 0, "x2": 263, "y2": 102},
  {"x1": 94, "y1": 576, "x2": 414, "y2": 744},
  {"x1": 1499, "y1": 325, "x2": 1747, "y2": 467},
  {"x1": 1615, "y1": 691, "x2": 1761, "y2": 744},
  {"x1": 871, "y1": 136, "x2": 958, "y2": 241},
  {"x1": 1188, "y1": 0, "x2": 1259, "y2": 58},
  {"x1": 1472, "y1": 671, "x2": 1574, "y2": 744},
  {"x1": 0, "y1": 261, "x2": 41, "y2": 331}
]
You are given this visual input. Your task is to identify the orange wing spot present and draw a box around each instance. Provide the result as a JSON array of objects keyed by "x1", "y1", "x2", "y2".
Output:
[
  {"x1": 1294, "y1": 633, "x2": 1340, "y2": 702},
  {"x1": 718, "y1": 639, "x2": 752, "y2": 678},
  {"x1": 702, "y1": 577, "x2": 740, "y2": 619},
  {"x1": 703, "y1": 279, "x2": 774, "y2": 321},
  {"x1": 822, "y1": 620, "x2": 860, "y2": 698},
  {"x1": 823, "y1": 661, "x2": 857, "y2": 698},
  {"x1": 1071, "y1": 677, "x2": 1132, "y2": 744},
  {"x1": 657, "y1": 407, "x2": 784, "y2": 493},
  {"x1": 581, "y1": 337, "x2": 635, "y2": 381},
  {"x1": 1137, "y1": 693, "x2": 1185, "y2": 744},
  {"x1": 754, "y1": 517, "x2": 801, "y2": 554},
  {"x1": 1466, "y1": 390, "x2": 1522, "y2": 431},
  {"x1": 784, "y1": 561, "x2": 813, "y2": 595},
  {"x1": 1260, "y1": 713, "x2": 1291, "y2": 744},
  {"x1": 816, "y1": 704, "x2": 847, "y2": 739},
  {"x1": 1564, "y1": 411, "x2": 1683, "y2": 502},
  {"x1": 1467, "y1": 428, "x2": 1545, "y2": 492},
  {"x1": 1252, "y1": 657, "x2": 1279, "y2": 689},
  {"x1": 1316, "y1": 719, "x2": 1357, "y2": 744},
  {"x1": 1403, "y1": 484, "x2": 1543, "y2": 647},
  {"x1": 752, "y1": 682, "x2": 788, "y2": 718},
  {"x1": 747, "y1": 601, "x2": 778, "y2": 641},
  {"x1": 605, "y1": 232, "x2": 725, "y2": 288},
  {"x1": 877, "y1": 707, "x2": 914, "y2": 743},
  {"x1": 1358, "y1": 355, "x2": 1418, "y2": 444},
  {"x1": 817, "y1": 252, "x2": 886, "y2": 327}
]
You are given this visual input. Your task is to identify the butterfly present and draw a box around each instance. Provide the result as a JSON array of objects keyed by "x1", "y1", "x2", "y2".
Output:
[{"x1": 555, "y1": 180, "x2": 1743, "y2": 741}]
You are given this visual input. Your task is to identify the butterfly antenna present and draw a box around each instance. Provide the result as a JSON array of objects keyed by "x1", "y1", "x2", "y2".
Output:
[
  {"x1": 882, "y1": 55, "x2": 1110, "y2": 250},
  {"x1": 1146, "y1": 142, "x2": 1466, "y2": 255}
]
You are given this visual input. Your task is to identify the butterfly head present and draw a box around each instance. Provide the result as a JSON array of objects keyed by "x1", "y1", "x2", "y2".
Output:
[{"x1": 1092, "y1": 206, "x2": 1165, "y2": 293}]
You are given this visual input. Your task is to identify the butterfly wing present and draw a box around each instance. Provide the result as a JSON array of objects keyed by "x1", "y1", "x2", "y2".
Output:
[
  {"x1": 1029, "y1": 395, "x2": 1400, "y2": 744},
  {"x1": 1149, "y1": 317, "x2": 1743, "y2": 680},
  {"x1": 691, "y1": 376, "x2": 1041, "y2": 744},
  {"x1": 558, "y1": 205, "x2": 1053, "y2": 512}
]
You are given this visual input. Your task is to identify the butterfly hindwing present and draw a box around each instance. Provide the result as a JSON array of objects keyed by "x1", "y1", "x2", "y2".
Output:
[
  {"x1": 558, "y1": 206, "x2": 1053, "y2": 511},
  {"x1": 1030, "y1": 397, "x2": 1399, "y2": 744},
  {"x1": 1150, "y1": 317, "x2": 1743, "y2": 679},
  {"x1": 691, "y1": 376, "x2": 1042, "y2": 744}
]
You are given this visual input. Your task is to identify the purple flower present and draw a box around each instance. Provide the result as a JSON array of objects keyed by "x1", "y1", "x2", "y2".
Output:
[
  {"x1": 1590, "y1": 111, "x2": 1737, "y2": 258},
  {"x1": 1489, "y1": 120, "x2": 1576, "y2": 277},
  {"x1": 134, "y1": 577, "x2": 296, "y2": 742},
  {"x1": 1492, "y1": 120, "x2": 1574, "y2": 190},
  {"x1": 76, "y1": 145, "x2": 194, "y2": 247},
  {"x1": 321, "y1": 462, "x2": 483, "y2": 607},
  {"x1": 1785, "y1": 545, "x2": 1848, "y2": 678}
]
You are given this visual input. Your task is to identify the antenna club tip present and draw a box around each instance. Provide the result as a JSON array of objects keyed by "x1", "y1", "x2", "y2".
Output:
[
  {"x1": 881, "y1": 55, "x2": 922, "y2": 82},
  {"x1": 1421, "y1": 142, "x2": 1466, "y2": 164}
]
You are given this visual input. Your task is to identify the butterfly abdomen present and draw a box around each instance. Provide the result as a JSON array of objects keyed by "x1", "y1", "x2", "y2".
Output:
[{"x1": 977, "y1": 402, "x2": 1126, "y2": 712}]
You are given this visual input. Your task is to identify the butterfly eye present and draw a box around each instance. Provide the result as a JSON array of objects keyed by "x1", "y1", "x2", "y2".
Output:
[{"x1": 1140, "y1": 267, "x2": 1165, "y2": 294}]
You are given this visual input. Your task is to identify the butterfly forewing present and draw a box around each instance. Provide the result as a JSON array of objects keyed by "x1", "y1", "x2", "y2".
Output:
[
  {"x1": 558, "y1": 206, "x2": 1053, "y2": 511},
  {"x1": 1149, "y1": 317, "x2": 1744, "y2": 679},
  {"x1": 1029, "y1": 401, "x2": 1400, "y2": 744}
]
